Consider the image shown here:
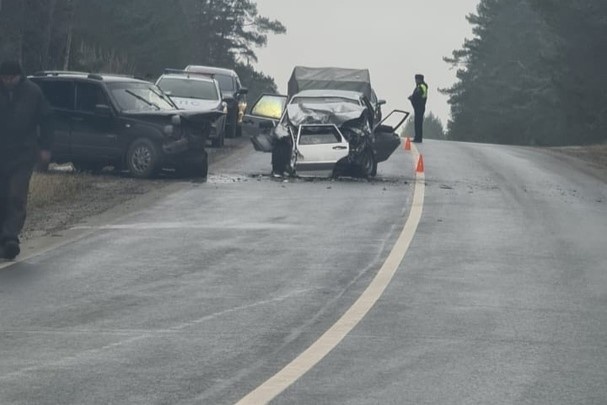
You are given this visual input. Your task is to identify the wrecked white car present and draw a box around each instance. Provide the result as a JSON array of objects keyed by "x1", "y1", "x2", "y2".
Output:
[{"x1": 245, "y1": 89, "x2": 409, "y2": 178}]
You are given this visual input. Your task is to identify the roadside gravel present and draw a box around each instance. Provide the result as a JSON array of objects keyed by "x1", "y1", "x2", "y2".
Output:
[{"x1": 21, "y1": 138, "x2": 249, "y2": 242}]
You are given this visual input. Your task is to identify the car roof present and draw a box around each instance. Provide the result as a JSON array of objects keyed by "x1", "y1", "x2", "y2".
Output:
[
  {"x1": 158, "y1": 73, "x2": 216, "y2": 83},
  {"x1": 184, "y1": 65, "x2": 238, "y2": 77},
  {"x1": 291, "y1": 89, "x2": 364, "y2": 101}
]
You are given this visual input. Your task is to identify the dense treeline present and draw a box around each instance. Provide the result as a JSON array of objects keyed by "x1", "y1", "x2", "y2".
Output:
[
  {"x1": 0, "y1": 0, "x2": 286, "y2": 101},
  {"x1": 443, "y1": 0, "x2": 607, "y2": 146}
]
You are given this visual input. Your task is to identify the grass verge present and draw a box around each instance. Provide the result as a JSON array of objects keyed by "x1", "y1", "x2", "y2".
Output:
[{"x1": 28, "y1": 171, "x2": 93, "y2": 209}]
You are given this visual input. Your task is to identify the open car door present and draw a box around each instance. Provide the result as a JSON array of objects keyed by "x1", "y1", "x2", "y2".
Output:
[
  {"x1": 295, "y1": 124, "x2": 350, "y2": 173},
  {"x1": 373, "y1": 109, "x2": 410, "y2": 163},
  {"x1": 243, "y1": 94, "x2": 287, "y2": 152}
]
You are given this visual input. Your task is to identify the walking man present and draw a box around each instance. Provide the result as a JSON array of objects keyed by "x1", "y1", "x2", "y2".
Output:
[
  {"x1": 408, "y1": 74, "x2": 428, "y2": 143},
  {"x1": 0, "y1": 60, "x2": 53, "y2": 260}
]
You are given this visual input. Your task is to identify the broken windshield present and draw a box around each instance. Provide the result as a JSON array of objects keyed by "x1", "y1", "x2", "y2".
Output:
[
  {"x1": 285, "y1": 98, "x2": 367, "y2": 127},
  {"x1": 109, "y1": 83, "x2": 176, "y2": 112}
]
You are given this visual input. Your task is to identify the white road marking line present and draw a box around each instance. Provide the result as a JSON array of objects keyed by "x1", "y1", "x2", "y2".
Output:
[
  {"x1": 0, "y1": 261, "x2": 13, "y2": 270},
  {"x1": 0, "y1": 227, "x2": 100, "y2": 270},
  {"x1": 235, "y1": 148, "x2": 426, "y2": 405}
]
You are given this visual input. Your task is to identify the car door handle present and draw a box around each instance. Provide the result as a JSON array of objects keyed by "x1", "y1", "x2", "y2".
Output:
[
  {"x1": 70, "y1": 117, "x2": 84, "y2": 122},
  {"x1": 332, "y1": 146, "x2": 347, "y2": 150}
]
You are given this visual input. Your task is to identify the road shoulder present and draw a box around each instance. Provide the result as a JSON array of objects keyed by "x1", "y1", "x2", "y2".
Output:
[{"x1": 19, "y1": 138, "x2": 252, "y2": 259}]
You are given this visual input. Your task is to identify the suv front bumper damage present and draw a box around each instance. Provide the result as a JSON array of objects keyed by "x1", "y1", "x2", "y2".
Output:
[
  {"x1": 163, "y1": 137, "x2": 191, "y2": 155},
  {"x1": 162, "y1": 111, "x2": 224, "y2": 154}
]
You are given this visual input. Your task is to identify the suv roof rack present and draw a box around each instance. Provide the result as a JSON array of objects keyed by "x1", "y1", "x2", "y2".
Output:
[
  {"x1": 32, "y1": 71, "x2": 141, "y2": 81},
  {"x1": 32, "y1": 71, "x2": 104, "y2": 81},
  {"x1": 164, "y1": 68, "x2": 215, "y2": 79},
  {"x1": 185, "y1": 65, "x2": 236, "y2": 76},
  {"x1": 33, "y1": 70, "x2": 90, "y2": 77}
]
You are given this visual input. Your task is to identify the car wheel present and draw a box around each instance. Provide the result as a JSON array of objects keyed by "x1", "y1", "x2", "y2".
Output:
[
  {"x1": 126, "y1": 138, "x2": 161, "y2": 178},
  {"x1": 360, "y1": 147, "x2": 377, "y2": 178},
  {"x1": 177, "y1": 151, "x2": 208, "y2": 179}
]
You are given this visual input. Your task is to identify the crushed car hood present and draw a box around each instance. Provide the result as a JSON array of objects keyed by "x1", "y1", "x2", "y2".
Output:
[{"x1": 286, "y1": 102, "x2": 367, "y2": 127}]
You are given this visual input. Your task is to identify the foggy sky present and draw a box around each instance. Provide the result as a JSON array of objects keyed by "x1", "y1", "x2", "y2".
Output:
[{"x1": 253, "y1": 0, "x2": 480, "y2": 126}]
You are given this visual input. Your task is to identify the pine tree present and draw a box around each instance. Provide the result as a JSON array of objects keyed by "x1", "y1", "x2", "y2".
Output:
[{"x1": 443, "y1": 0, "x2": 566, "y2": 146}]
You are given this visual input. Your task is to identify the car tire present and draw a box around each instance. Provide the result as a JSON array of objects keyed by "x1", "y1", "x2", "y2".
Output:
[
  {"x1": 360, "y1": 147, "x2": 377, "y2": 178},
  {"x1": 177, "y1": 151, "x2": 208, "y2": 179},
  {"x1": 126, "y1": 138, "x2": 161, "y2": 179},
  {"x1": 331, "y1": 158, "x2": 348, "y2": 179}
]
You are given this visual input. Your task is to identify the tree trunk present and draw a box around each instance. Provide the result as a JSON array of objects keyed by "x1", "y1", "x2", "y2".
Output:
[
  {"x1": 63, "y1": 0, "x2": 79, "y2": 70},
  {"x1": 63, "y1": 24, "x2": 72, "y2": 70},
  {"x1": 42, "y1": 0, "x2": 58, "y2": 69}
]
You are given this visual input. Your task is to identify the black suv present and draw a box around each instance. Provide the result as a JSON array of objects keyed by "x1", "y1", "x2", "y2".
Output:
[
  {"x1": 30, "y1": 71, "x2": 223, "y2": 178},
  {"x1": 184, "y1": 65, "x2": 248, "y2": 138}
]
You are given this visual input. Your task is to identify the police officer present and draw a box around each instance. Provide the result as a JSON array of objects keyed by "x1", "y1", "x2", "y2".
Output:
[
  {"x1": 408, "y1": 74, "x2": 428, "y2": 143},
  {"x1": 0, "y1": 60, "x2": 53, "y2": 260}
]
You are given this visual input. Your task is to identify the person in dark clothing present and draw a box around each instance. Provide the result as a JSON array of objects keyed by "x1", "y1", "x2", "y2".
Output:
[
  {"x1": 271, "y1": 137, "x2": 293, "y2": 177},
  {"x1": 0, "y1": 60, "x2": 53, "y2": 260},
  {"x1": 408, "y1": 74, "x2": 428, "y2": 143}
]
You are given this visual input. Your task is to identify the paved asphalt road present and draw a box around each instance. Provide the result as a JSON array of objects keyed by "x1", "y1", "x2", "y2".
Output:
[{"x1": 0, "y1": 139, "x2": 605, "y2": 404}]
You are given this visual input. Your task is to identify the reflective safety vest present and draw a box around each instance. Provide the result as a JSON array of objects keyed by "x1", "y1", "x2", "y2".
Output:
[
  {"x1": 411, "y1": 82, "x2": 428, "y2": 109},
  {"x1": 419, "y1": 83, "x2": 428, "y2": 99}
]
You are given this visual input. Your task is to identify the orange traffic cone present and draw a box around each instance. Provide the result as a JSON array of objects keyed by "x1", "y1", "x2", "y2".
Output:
[
  {"x1": 404, "y1": 137, "x2": 411, "y2": 151},
  {"x1": 416, "y1": 154, "x2": 424, "y2": 173}
]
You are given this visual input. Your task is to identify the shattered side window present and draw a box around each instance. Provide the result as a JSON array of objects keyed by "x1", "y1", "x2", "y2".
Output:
[{"x1": 251, "y1": 95, "x2": 286, "y2": 119}]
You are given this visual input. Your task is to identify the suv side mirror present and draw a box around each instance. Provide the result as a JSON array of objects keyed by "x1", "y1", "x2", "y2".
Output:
[
  {"x1": 377, "y1": 99, "x2": 387, "y2": 106},
  {"x1": 95, "y1": 104, "x2": 113, "y2": 116},
  {"x1": 239, "y1": 87, "x2": 249, "y2": 95}
]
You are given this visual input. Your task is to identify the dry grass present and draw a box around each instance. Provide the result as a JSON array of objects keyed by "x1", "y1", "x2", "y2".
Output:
[
  {"x1": 552, "y1": 145, "x2": 607, "y2": 170},
  {"x1": 28, "y1": 171, "x2": 93, "y2": 209}
]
